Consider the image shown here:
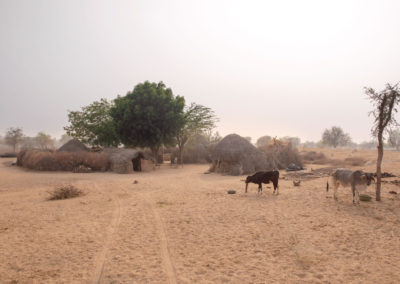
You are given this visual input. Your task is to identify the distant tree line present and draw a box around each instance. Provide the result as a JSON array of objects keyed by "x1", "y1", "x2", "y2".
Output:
[{"x1": 0, "y1": 127, "x2": 72, "y2": 152}]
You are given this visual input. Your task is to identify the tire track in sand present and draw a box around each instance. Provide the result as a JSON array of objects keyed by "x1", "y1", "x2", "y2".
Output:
[
  {"x1": 146, "y1": 196, "x2": 177, "y2": 284},
  {"x1": 92, "y1": 186, "x2": 122, "y2": 284}
]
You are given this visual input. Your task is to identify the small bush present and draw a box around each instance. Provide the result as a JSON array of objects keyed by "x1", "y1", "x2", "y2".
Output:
[
  {"x1": 343, "y1": 157, "x2": 366, "y2": 166},
  {"x1": 48, "y1": 185, "x2": 84, "y2": 200},
  {"x1": 300, "y1": 151, "x2": 329, "y2": 164}
]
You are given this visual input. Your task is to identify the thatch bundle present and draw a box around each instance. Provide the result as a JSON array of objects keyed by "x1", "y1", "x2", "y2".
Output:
[
  {"x1": 104, "y1": 148, "x2": 154, "y2": 173},
  {"x1": 57, "y1": 139, "x2": 89, "y2": 152},
  {"x1": 258, "y1": 139, "x2": 303, "y2": 169},
  {"x1": 17, "y1": 149, "x2": 109, "y2": 171},
  {"x1": 209, "y1": 134, "x2": 272, "y2": 175}
]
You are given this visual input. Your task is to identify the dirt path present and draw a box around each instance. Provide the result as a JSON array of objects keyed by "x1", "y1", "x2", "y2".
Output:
[
  {"x1": 146, "y1": 197, "x2": 177, "y2": 284},
  {"x1": 92, "y1": 188, "x2": 123, "y2": 284}
]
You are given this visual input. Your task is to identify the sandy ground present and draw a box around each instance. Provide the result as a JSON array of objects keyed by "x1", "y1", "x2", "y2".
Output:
[{"x1": 1, "y1": 148, "x2": 400, "y2": 283}]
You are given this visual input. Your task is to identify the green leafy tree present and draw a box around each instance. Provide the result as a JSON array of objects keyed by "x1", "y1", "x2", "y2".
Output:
[
  {"x1": 366, "y1": 83, "x2": 400, "y2": 201},
  {"x1": 176, "y1": 103, "x2": 218, "y2": 165},
  {"x1": 64, "y1": 98, "x2": 119, "y2": 147},
  {"x1": 111, "y1": 81, "x2": 185, "y2": 160},
  {"x1": 256, "y1": 135, "x2": 272, "y2": 147},
  {"x1": 5, "y1": 127, "x2": 24, "y2": 152},
  {"x1": 321, "y1": 126, "x2": 351, "y2": 148},
  {"x1": 35, "y1": 132, "x2": 55, "y2": 150}
]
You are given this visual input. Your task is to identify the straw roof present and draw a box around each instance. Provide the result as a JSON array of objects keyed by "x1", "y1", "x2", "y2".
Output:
[
  {"x1": 210, "y1": 134, "x2": 272, "y2": 175},
  {"x1": 57, "y1": 139, "x2": 89, "y2": 152}
]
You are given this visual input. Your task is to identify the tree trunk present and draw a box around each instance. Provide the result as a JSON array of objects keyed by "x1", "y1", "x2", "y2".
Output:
[
  {"x1": 376, "y1": 133, "x2": 384, "y2": 201},
  {"x1": 178, "y1": 144, "x2": 184, "y2": 167},
  {"x1": 152, "y1": 147, "x2": 159, "y2": 166}
]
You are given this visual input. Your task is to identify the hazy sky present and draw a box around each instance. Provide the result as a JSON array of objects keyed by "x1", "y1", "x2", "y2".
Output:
[{"x1": 1, "y1": 0, "x2": 399, "y2": 143}]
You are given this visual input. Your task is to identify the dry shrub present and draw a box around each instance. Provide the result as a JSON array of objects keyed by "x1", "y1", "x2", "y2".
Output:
[
  {"x1": 343, "y1": 157, "x2": 366, "y2": 166},
  {"x1": 48, "y1": 185, "x2": 84, "y2": 200},
  {"x1": 17, "y1": 150, "x2": 109, "y2": 171},
  {"x1": 300, "y1": 151, "x2": 365, "y2": 166},
  {"x1": 300, "y1": 151, "x2": 329, "y2": 164},
  {"x1": 259, "y1": 139, "x2": 303, "y2": 169}
]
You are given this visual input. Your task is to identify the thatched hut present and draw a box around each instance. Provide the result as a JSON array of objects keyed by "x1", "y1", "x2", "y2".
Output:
[
  {"x1": 57, "y1": 139, "x2": 89, "y2": 152},
  {"x1": 209, "y1": 134, "x2": 272, "y2": 175},
  {"x1": 104, "y1": 148, "x2": 155, "y2": 174}
]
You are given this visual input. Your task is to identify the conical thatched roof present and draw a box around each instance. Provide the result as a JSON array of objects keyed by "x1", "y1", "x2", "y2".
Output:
[
  {"x1": 57, "y1": 139, "x2": 89, "y2": 152},
  {"x1": 210, "y1": 134, "x2": 272, "y2": 175}
]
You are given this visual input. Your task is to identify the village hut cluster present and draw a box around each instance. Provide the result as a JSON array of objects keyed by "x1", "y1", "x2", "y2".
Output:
[
  {"x1": 209, "y1": 134, "x2": 302, "y2": 176},
  {"x1": 16, "y1": 134, "x2": 303, "y2": 176}
]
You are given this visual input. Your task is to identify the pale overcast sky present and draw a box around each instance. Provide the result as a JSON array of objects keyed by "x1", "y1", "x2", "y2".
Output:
[{"x1": 1, "y1": 0, "x2": 399, "y2": 143}]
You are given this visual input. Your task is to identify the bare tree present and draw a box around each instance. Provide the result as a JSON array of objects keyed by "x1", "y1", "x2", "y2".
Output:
[
  {"x1": 366, "y1": 83, "x2": 400, "y2": 201},
  {"x1": 321, "y1": 126, "x2": 351, "y2": 148},
  {"x1": 281, "y1": 136, "x2": 301, "y2": 147},
  {"x1": 176, "y1": 103, "x2": 218, "y2": 166},
  {"x1": 35, "y1": 132, "x2": 55, "y2": 150},
  {"x1": 256, "y1": 135, "x2": 271, "y2": 147},
  {"x1": 388, "y1": 128, "x2": 400, "y2": 151},
  {"x1": 5, "y1": 127, "x2": 24, "y2": 152}
]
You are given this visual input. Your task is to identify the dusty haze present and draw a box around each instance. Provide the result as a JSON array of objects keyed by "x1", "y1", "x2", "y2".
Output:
[{"x1": 1, "y1": 0, "x2": 400, "y2": 142}]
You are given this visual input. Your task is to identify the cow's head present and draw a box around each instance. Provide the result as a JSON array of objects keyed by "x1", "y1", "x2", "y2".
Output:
[{"x1": 361, "y1": 173, "x2": 375, "y2": 185}]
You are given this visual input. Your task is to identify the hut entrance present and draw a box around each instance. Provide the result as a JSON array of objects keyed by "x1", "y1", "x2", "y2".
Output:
[{"x1": 132, "y1": 157, "x2": 142, "y2": 171}]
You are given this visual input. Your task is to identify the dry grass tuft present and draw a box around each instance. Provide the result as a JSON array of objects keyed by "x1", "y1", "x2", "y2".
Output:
[
  {"x1": 156, "y1": 201, "x2": 173, "y2": 207},
  {"x1": 48, "y1": 185, "x2": 84, "y2": 200}
]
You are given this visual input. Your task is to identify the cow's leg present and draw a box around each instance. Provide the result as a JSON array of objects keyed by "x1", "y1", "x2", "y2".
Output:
[
  {"x1": 352, "y1": 186, "x2": 356, "y2": 204},
  {"x1": 356, "y1": 188, "x2": 360, "y2": 204},
  {"x1": 258, "y1": 183, "x2": 262, "y2": 194},
  {"x1": 334, "y1": 182, "x2": 339, "y2": 201},
  {"x1": 273, "y1": 181, "x2": 279, "y2": 195},
  {"x1": 245, "y1": 182, "x2": 248, "y2": 193}
]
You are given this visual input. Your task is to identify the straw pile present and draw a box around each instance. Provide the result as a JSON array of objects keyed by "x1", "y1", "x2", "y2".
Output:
[{"x1": 209, "y1": 134, "x2": 272, "y2": 175}]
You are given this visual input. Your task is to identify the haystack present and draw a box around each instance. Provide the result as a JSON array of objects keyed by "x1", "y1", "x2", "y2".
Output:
[
  {"x1": 104, "y1": 148, "x2": 154, "y2": 174},
  {"x1": 57, "y1": 139, "x2": 89, "y2": 152},
  {"x1": 258, "y1": 138, "x2": 303, "y2": 169},
  {"x1": 209, "y1": 134, "x2": 272, "y2": 175}
]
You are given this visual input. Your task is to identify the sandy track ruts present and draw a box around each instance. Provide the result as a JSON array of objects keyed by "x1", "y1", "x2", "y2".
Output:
[
  {"x1": 145, "y1": 197, "x2": 177, "y2": 284},
  {"x1": 92, "y1": 185, "x2": 123, "y2": 284}
]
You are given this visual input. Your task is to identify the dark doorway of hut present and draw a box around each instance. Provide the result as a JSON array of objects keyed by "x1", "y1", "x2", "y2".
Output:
[{"x1": 132, "y1": 154, "x2": 143, "y2": 172}]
